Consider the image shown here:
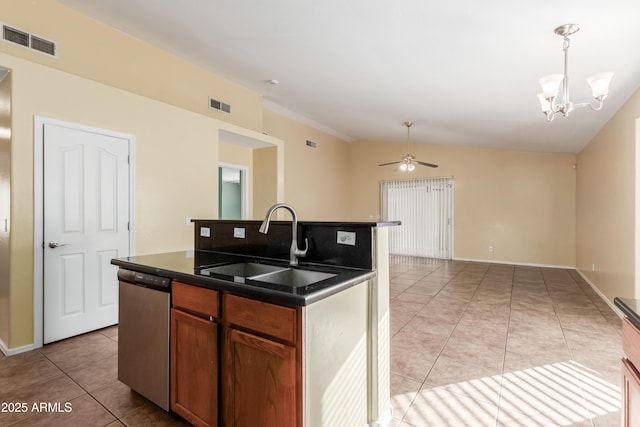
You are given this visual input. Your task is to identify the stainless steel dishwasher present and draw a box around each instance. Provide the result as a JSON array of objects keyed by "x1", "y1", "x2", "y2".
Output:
[{"x1": 117, "y1": 269, "x2": 171, "y2": 411}]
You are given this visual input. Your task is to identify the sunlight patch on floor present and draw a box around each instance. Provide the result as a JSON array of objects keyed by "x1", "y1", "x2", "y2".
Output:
[{"x1": 393, "y1": 361, "x2": 620, "y2": 426}]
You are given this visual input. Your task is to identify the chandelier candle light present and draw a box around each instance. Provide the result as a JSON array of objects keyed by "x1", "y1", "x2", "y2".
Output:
[{"x1": 537, "y1": 24, "x2": 614, "y2": 122}]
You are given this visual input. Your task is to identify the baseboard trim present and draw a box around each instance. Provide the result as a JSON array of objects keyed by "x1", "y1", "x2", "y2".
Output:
[
  {"x1": 0, "y1": 338, "x2": 35, "y2": 356},
  {"x1": 369, "y1": 405, "x2": 393, "y2": 427},
  {"x1": 452, "y1": 257, "x2": 574, "y2": 270},
  {"x1": 575, "y1": 268, "x2": 624, "y2": 319}
]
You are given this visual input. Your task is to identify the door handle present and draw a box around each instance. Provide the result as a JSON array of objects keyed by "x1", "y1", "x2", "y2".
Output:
[{"x1": 48, "y1": 241, "x2": 68, "y2": 248}]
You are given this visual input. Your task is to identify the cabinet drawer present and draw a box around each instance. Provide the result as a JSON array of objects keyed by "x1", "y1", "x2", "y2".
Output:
[
  {"x1": 172, "y1": 281, "x2": 219, "y2": 319},
  {"x1": 224, "y1": 294, "x2": 297, "y2": 343},
  {"x1": 623, "y1": 317, "x2": 640, "y2": 368}
]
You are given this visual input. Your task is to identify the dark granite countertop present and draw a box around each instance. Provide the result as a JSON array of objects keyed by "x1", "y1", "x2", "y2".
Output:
[
  {"x1": 614, "y1": 297, "x2": 640, "y2": 329},
  {"x1": 111, "y1": 250, "x2": 375, "y2": 307},
  {"x1": 191, "y1": 219, "x2": 401, "y2": 228}
]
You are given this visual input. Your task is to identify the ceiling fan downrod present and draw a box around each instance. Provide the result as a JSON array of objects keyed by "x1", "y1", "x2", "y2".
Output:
[{"x1": 377, "y1": 121, "x2": 438, "y2": 170}]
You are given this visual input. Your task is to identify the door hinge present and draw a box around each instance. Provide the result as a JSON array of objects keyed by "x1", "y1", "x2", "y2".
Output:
[{"x1": 127, "y1": 222, "x2": 130, "y2": 231}]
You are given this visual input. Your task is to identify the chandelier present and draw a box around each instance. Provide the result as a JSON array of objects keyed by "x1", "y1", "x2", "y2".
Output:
[{"x1": 537, "y1": 24, "x2": 614, "y2": 122}]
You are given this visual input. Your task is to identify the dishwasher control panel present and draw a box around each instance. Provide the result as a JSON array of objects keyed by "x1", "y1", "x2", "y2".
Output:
[{"x1": 117, "y1": 269, "x2": 171, "y2": 290}]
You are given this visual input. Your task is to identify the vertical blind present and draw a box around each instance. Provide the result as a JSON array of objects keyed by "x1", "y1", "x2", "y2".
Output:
[{"x1": 381, "y1": 177, "x2": 453, "y2": 259}]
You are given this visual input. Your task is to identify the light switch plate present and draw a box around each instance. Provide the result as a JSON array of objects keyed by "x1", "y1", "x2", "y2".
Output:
[
  {"x1": 233, "y1": 227, "x2": 246, "y2": 239},
  {"x1": 200, "y1": 227, "x2": 211, "y2": 238},
  {"x1": 337, "y1": 230, "x2": 356, "y2": 246}
]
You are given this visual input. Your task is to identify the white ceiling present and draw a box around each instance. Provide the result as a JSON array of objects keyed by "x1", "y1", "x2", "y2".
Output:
[{"x1": 59, "y1": 0, "x2": 640, "y2": 153}]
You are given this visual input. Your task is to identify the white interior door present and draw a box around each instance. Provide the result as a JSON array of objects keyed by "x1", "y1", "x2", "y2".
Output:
[{"x1": 43, "y1": 123, "x2": 130, "y2": 344}]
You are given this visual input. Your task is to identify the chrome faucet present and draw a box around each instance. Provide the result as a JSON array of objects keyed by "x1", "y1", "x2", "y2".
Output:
[{"x1": 259, "y1": 203, "x2": 308, "y2": 265}]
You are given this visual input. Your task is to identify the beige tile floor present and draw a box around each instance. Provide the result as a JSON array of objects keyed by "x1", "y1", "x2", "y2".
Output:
[
  {"x1": 388, "y1": 256, "x2": 623, "y2": 427},
  {"x1": 0, "y1": 325, "x2": 188, "y2": 426},
  {"x1": 0, "y1": 256, "x2": 624, "y2": 426}
]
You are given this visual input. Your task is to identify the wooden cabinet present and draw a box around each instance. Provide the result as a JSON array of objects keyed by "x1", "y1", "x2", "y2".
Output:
[
  {"x1": 171, "y1": 282, "x2": 219, "y2": 427},
  {"x1": 223, "y1": 328, "x2": 297, "y2": 427},
  {"x1": 170, "y1": 283, "x2": 302, "y2": 427},
  {"x1": 222, "y1": 294, "x2": 301, "y2": 427},
  {"x1": 622, "y1": 358, "x2": 640, "y2": 427},
  {"x1": 623, "y1": 317, "x2": 640, "y2": 427}
]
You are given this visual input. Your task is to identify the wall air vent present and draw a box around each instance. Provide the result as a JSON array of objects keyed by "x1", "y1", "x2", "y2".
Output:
[
  {"x1": 306, "y1": 140, "x2": 317, "y2": 148},
  {"x1": 209, "y1": 97, "x2": 231, "y2": 114},
  {"x1": 3, "y1": 25, "x2": 28, "y2": 47},
  {"x1": 1, "y1": 23, "x2": 57, "y2": 57},
  {"x1": 30, "y1": 35, "x2": 56, "y2": 56}
]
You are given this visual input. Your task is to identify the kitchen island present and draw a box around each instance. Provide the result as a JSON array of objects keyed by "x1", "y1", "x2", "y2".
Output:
[
  {"x1": 615, "y1": 297, "x2": 640, "y2": 427},
  {"x1": 112, "y1": 220, "x2": 396, "y2": 427}
]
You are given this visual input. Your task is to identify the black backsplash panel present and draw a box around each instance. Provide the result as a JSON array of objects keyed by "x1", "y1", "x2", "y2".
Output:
[
  {"x1": 193, "y1": 220, "x2": 374, "y2": 270},
  {"x1": 303, "y1": 224, "x2": 372, "y2": 269}
]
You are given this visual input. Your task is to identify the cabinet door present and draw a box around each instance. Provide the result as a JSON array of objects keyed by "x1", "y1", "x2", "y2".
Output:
[
  {"x1": 223, "y1": 328, "x2": 297, "y2": 427},
  {"x1": 623, "y1": 358, "x2": 640, "y2": 427},
  {"x1": 171, "y1": 308, "x2": 218, "y2": 427}
]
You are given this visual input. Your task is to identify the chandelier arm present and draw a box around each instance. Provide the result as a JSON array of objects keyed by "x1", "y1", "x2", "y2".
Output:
[
  {"x1": 588, "y1": 101, "x2": 605, "y2": 112},
  {"x1": 561, "y1": 35, "x2": 571, "y2": 107},
  {"x1": 573, "y1": 97, "x2": 606, "y2": 112}
]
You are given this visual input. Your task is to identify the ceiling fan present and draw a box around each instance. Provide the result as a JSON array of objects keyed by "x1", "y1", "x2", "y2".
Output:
[{"x1": 378, "y1": 122, "x2": 438, "y2": 171}]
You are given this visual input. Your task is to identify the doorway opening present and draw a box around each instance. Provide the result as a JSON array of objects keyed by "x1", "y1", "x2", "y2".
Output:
[
  {"x1": 218, "y1": 164, "x2": 248, "y2": 220},
  {"x1": 381, "y1": 177, "x2": 454, "y2": 259}
]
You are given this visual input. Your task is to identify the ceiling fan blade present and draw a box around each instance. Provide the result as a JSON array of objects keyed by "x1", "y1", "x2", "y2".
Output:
[
  {"x1": 415, "y1": 160, "x2": 439, "y2": 168},
  {"x1": 378, "y1": 161, "x2": 402, "y2": 166}
]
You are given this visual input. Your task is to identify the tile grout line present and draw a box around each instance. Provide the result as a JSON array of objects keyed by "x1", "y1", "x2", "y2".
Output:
[
  {"x1": 390, "y1": 258, "x2": 462, "y2": 424},
  {"x1": 397, "y1": 259, "x2": 496, "y2": 426},
  {"x1": 38, "y1": 332, "x2": 124, "y2": 426},
  {"x1": 389, "y1": 258, "x2": 451, "y2": 423},
  {"x1": 547, "y1": 269, "x2": 599, "y2": 427},
  {"x1": 493, "y1": 264, "x2": 517, "y2": 427}
]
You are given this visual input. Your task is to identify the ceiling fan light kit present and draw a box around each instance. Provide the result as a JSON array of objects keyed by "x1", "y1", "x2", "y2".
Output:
[
  {"x1": 378, "y1": 122, "x2": 438, "y2": 171},
  {"x1": 537, "y1": 24, "x2": 614, "y2": 122}
]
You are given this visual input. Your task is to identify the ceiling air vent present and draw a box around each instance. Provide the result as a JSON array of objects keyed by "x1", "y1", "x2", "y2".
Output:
[
  {"x1": 209, "y1": 97, "x2": 231, "y2": 114},
  {"x1": 1, "y1": 23, "x2": 57, "y2": 57}
]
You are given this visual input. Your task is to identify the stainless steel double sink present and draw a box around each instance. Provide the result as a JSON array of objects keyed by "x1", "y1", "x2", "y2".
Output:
[{"x1": 200, "y1": 262, "x2": 337, "y2": 287}]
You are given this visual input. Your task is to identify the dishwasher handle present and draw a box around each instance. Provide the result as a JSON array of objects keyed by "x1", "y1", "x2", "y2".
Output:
[{"x1": 117, "y1": 269, "x2": 171, "y2": 291}]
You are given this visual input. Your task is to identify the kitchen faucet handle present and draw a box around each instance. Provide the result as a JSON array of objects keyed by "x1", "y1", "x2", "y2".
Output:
[{"x1": 296, "y1": 237, "x2": 309, "y2": 258}]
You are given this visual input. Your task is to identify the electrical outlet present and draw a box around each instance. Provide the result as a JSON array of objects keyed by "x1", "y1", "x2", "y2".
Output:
[
  {"x1": 337, "y1": 231, "x2": 356, "y2": 246},
  {"x1": 200, "y1": 227, "x2": 211, "y2": 238},
  {"x1": 185, "y1": 217, "x2": 193, "y2": 226},
  {"x1": 488, "y1": 245, "x2": 494, "y2": 252},
  {"x1": 233, "y1": 227, "x2": 246, "y2": 239}
]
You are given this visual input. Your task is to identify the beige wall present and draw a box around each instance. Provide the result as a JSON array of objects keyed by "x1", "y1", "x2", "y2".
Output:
[
  {"x1": 347, "y1": 140, "x2": 577, "y2": 266},
  {"x1": 576, "y1": 87, "x2": 640, "y2": 301},
  {"x1": 0, "y1": 68, "x2": 10, "y2": 347},
  {"x1": 3, "y1": 51, "x2": 227, "y2": 348},
  {"x1": 263, "y1": 109, "x2": 351, "y2": 221},
  {"x1": 0, "y1": 0, "x2": 263, "y2": 132},
  {"x1": 253, "y1": 146, "x2": 279, "y2": 219}
]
